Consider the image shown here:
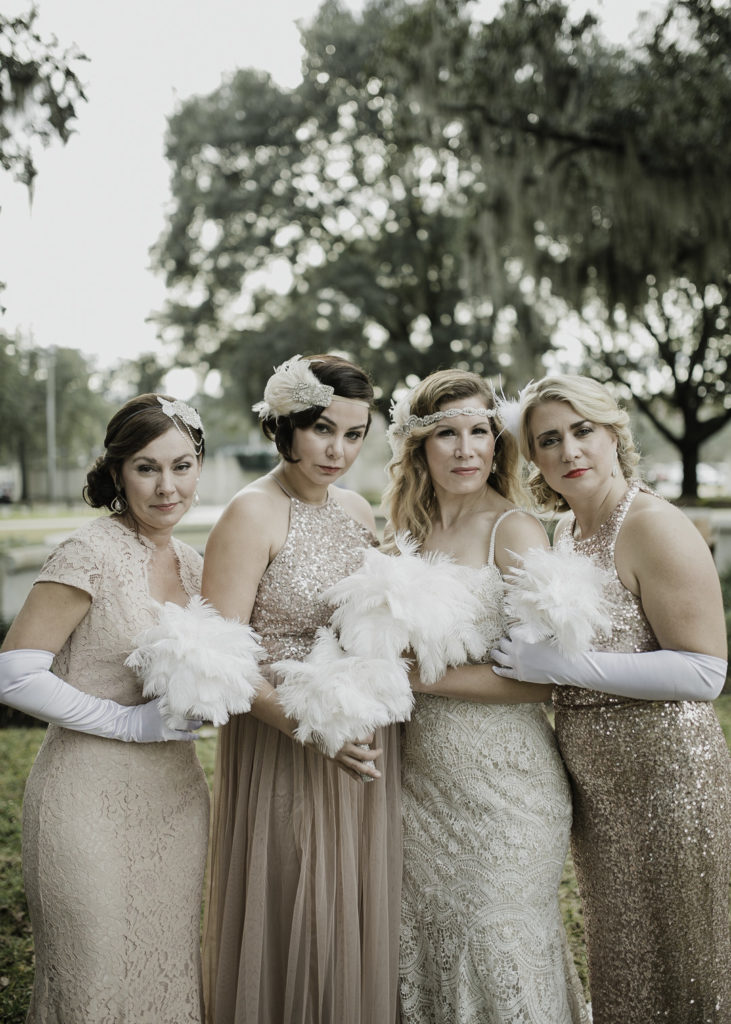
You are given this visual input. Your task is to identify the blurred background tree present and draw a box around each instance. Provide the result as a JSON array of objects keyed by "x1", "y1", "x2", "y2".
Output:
[
  {"x1": 0, "y1": 5, "x2": 87, "y2": 191},
  {"x1": 150, "y1": 0, "x2": 729, "y2": 496}
]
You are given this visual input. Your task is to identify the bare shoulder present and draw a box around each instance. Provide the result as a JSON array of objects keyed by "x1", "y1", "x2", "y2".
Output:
[
  {"x1": 495, "y1": 507, "x2": 550, "y2": 551},
  {"x1": 621, "y1": 489, "x2": 706, "y2": 554},
  {"x1": 330, "y1": 486, "x2": 377, "y2": 533},
  {"x1": 492, "y1": 507, "x2": 549, "y2": 575},
  {"x1": 617, "y1": 487, "x2": 717, "y2": 587},
  {"x1": 207, "y1": 475, "x2": 289, "y2": 553}
]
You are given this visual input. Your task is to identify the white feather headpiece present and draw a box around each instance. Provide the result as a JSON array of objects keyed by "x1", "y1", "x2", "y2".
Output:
[
  {"x1": 494, "y1": 382, "x2": 532, "y2": 443},
  {"x1": 252, "y1": 355, "x2": 335, "y2": 420},
  {"x1": 502, "y1": 545, "x2": 612, "y2": 656},
  {"x1": 125, "y1": 596, "x2": 265, "y2": 727}
]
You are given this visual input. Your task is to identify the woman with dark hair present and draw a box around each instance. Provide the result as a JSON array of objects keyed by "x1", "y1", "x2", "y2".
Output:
[
  {"x1": 493, "y1": 374, "x2": 731, "y2": 1023},
  {"x1": 202, "y1": 355, "x2": 401, "y2": 1024},
  {"x1": 384, "y1": 369, "x2": 589, "y2": 1024},
  {"x1": 0, "y1": 393, "x2": 211, "y2": 1022}
]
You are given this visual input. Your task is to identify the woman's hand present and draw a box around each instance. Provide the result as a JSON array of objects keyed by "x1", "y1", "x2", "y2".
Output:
[{"x1": 331, "y1": 734, "x2": 383, "y2": 782}]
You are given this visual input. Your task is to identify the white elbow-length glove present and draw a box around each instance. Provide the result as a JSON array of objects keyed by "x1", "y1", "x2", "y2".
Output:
[
  {"x1": 491, "y1": 637, "x2": 727, "y2": 702},
  {"x1": 0, "y1": 649, "x2": 201, "y2": 741}
]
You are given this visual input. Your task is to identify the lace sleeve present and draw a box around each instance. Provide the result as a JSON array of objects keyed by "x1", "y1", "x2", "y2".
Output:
[
  {"x1": 174, "y1": 539, "x2": 203, "y2": 598},
  {"x1": 34, "y1": 522, "x2": 107, "y2": 599}
]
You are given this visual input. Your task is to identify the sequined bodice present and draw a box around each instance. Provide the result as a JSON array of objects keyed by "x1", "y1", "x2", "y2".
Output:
[
  {"x1": 250, "y1": 493, "x2": 377, "y2": 664},
  {"x1": 554, "y1": 481, "x2": 660, "y2": 710}
]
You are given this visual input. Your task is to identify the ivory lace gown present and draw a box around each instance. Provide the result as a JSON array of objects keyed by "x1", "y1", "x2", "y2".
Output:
[
  {"x1": 203, "y1": 489, "x2": 402, "y2": 1024},
  {"x1": 399, "y1": 511, "x2": 589, "y2": 1024},
  {"x1": 22, "y1": 516, "x2": 210, "y2": 1024},
  {"x1": 554, "y1": 482, "x2": 731, "y2": 1023}
]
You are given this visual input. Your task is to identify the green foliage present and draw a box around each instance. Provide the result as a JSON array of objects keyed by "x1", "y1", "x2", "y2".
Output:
[
  {"x1": 0, "y1": 336, "x2": 112, "y2": 502},
  {"x1": 150, "y1": 0, "x2": 730, "y2": 493},
  {"x1": 0, "y1": 6, "x2": 88, "y2": 188}
]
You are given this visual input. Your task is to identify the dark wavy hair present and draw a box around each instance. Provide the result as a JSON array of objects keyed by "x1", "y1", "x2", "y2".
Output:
[
  {"x1": 260, "y1": 354, "x2": 374, "y2": 462},
  {"x1": 84, "y1": 393, "x2": 205, "y2": 511}
]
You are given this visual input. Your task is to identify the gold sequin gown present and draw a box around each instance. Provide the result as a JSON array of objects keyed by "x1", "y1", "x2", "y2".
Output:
[
  {"x1": 554, "y1": 482, "x2": 731, "y2": 1023},
  {"x1": 202, "y1": 488, "x2": 402, "y2": 1024},
  {"x1": 22, "y1": 517, "x2": 210, "y2": 1023}
]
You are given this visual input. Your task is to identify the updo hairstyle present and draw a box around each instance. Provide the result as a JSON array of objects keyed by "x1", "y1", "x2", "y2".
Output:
[
  {"x1": 84, "y1": 393, "x2": 205, "y2": 512},
  {"x1": 519, "y1": 375, "x2": 640, "y2": 512}
]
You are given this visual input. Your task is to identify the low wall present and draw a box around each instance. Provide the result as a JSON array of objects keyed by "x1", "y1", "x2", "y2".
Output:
[{"x1": 2, "y1": 507, "x2": 730, "y2": 624}]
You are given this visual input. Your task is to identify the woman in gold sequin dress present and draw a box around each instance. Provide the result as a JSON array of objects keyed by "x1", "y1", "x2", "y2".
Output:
[
  {"x1": 384, "y1": 370, "x2": 590, "y2": 1024},
  {"x1": 201, "y1": 355, "x2": 401, "y2": 1024},
  {"x1": 493, "y1": 375, "x2": 731, "y2": 1024}
]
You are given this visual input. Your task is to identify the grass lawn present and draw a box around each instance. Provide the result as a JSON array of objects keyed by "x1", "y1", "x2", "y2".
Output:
[{"x1": 2, "y1": 698, "x2": 731, "y2": 1022}]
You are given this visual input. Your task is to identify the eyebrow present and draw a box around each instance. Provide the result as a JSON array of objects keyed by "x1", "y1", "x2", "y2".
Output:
[
  {"x1": 130, "y1": 453, "x2": 194, "y2": 464},
  {"x1": 536, "y1": 419, "x2": 591, "y2": 439},
  {"x1": 318, "y1": 414, "x2": 368, "y2": 430}
]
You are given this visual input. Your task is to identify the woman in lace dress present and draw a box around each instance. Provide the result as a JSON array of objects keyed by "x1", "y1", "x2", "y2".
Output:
[
  {"x1": 383, "y1": 370, "x2": 589, "y2": 1024},
  {"x1": 492, "y1": 375, "x2": 731, "y2": 1023},
  {"x1": 202, "y1": 355, "x2": 401, "y2": 1024},
  {"x1": 0, "y1": 394, "x2": 211, "y2": 1023}
]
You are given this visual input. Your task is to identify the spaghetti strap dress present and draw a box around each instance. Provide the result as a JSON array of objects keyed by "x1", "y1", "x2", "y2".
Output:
[
  {"x1": 399, "y1": 509, "x2": 590, "y2": 1024},
  {"x1": 554, "y1": 481, "x2": 731, "y2": 1023},
  {"x1": 202, "y1": 486, "x2": 402, "y2": 1024},
  {"x1": 22, "y1": 515, "x2": 210, "y2": 1023}
]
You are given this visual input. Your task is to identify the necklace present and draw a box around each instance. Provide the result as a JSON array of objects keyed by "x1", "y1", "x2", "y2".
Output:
[{"x1": 270, "y1": 468, "x2": 329, "y2": 507}]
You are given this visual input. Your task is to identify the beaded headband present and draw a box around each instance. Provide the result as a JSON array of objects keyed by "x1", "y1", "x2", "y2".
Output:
[
  {"x1": 387, "y1": 388, "x2": 497, "y2": 454},
  {"x1": 156, "y1": 396, "x2": 205, "y2": 454}
]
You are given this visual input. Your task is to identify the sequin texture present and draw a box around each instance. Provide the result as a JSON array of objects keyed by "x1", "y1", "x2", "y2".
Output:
[{"x1": 554, "y1": 482, "x2": 731, "y2": 1023}]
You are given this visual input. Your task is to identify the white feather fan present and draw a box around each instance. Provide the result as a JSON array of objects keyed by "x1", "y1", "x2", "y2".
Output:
[
  {"x1": 274, "y1": 627, "x2": 413, "y2": 756},
  {"x1": 125, "y1": 596, "x2": 265, "y2": 727},
  {"x1": 323, "y1": 533, "x2": 489, "y2": 683},
  {"x1": 502, "y1": 545, "x2": 612, "y2": 656}
]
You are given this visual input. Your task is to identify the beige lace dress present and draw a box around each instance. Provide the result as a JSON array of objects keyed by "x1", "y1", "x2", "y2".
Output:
[
  {"x1": 202, "y1": 490, "x2": 402, "y2": 1024},
  {"x1": 554, "y1": 482, "x2": 731, "y2": 1023},
  {"x1": 22, "y1": 516, "x2": 210, "y2": 1024},
  {"x1": 399, "y1": 510, "x2": 590, "y2": 1024}
]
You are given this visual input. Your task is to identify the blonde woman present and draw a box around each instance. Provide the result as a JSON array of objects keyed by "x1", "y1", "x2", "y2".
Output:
[
  {"x1": 493, "y1": 374, "x2": 731, "y2": 1023},
  {"x1": 385, "y1": 369, "x2": 589, "y2": 1024}
]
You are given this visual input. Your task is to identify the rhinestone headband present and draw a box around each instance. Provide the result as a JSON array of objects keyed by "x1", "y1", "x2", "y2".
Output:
[
  {"x1": 157, "y1": 396, "x2": 204, "y2": 454},
  {"x1": 253, "y1": 355, "x2": 335, "y2": 420},
  {"x1": 387, "y1": 393, "x2": 496, "y2": 454}
]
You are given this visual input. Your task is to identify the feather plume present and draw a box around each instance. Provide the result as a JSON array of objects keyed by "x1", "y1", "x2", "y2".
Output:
[
  {"x1": 252, "y1": 354, "x2": 333, "y2": 419},
  {"x1": 274, "y1": 627, "x2": 413, "y2": 756},
  {"x1": 125, "y1": 596, "x2": 265, "y2": 727},
  {"x1": 323, "y1": 533, "x2": 490, "y2": 683},
  {"x1": 494, "y1": 382, "x2": 532, "y2": 441},
  {"x1": 386, "y1": 387, "x2": 416, "y2": 454},
  {"x1": 502, "y1": 545, "x2": 612, "y2": 655}
]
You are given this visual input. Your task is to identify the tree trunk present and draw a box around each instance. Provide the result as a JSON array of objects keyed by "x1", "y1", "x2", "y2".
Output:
[{"x1": 679, "y1": 437, "x2": 700, "y2": 499}]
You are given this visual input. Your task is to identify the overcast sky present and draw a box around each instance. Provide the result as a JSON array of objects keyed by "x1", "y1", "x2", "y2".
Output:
[{"x1": 0, "y1": 0, "x2": 662, "y2": 394}]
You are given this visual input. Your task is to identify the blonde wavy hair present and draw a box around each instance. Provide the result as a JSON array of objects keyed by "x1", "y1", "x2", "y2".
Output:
[
  {"x1": 519, "y1": 375, "x2": 640, "y2": 513},
  {"x1": 383, "y1": 369, "x2": 530, "y2": 548}
]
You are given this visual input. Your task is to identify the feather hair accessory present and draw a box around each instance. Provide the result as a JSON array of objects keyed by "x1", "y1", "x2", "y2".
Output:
[
  {"x1": 323, "y1": 533, "x2": 491, "y2": 683},
  {"x1": 125, "y1": 596, "x2": 265, "y2": 727},
  {"x1": 252, "y1": 355, "x2": 335, "y2": 420},
  {"x1": 273, "y1": 627, "x2": 413, "y2": 756},
  {"x1": 494, "y1": 382, "x2": 532, "y2": 442},
  {"x1": 502, "y1": 545, "x2": 612, "y2": 656}
]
